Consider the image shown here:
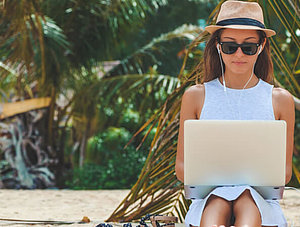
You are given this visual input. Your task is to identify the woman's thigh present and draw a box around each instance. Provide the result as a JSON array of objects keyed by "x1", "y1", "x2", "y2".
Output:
[
  {"x1": 189, "y1": 190, "x2": 279, "y2": 227},
  {"x1": 200, "y1": 195, "x2": 232, "y2": 227},
  {"x1": 233, "y1": 189, "x2": 262, "y2": 226}
]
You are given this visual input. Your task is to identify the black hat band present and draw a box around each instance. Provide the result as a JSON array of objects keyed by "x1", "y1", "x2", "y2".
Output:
[{"x1": 216, "y1": 18, "x2": 265, "y2": 29}]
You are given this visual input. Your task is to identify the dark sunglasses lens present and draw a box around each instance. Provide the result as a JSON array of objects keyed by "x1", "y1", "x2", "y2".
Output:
[
  {"x1": 221, "y1": 43, "x2": 238, "y2": 54},
  {"x1": 241, "y1": 43, "x2": 258, "y2": 55},
  {"x1": 220, "y1": 42, "x2": 259, "y2": 55}
]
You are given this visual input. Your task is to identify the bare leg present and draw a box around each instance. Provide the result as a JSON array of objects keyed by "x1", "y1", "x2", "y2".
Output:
[
  {"x1": 200, "y1": 195, "x2": 232, "y2": 227},
  {"x1": 233, "y1": 189, "x2": 262, "y2": 227}
]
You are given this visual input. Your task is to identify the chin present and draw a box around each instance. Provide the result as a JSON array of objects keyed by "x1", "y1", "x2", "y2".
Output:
[
  {"x1": 228, "y1": 68, "x2": 249, "y2": 75},
  {"x1": 230, "y1": 64, "x2": 251, "y2": 74}
]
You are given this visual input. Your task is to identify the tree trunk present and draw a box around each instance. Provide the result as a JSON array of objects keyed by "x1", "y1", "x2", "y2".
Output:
[{"x1": 79, "y1": 119, "x2": 91, "y2": 167}]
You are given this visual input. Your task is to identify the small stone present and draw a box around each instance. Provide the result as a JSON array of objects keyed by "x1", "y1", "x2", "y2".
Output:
[{"x1": 81, "y1": 216, "x2": 90, "y2": 223}]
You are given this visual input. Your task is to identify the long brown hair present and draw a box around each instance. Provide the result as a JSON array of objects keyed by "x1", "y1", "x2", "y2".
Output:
[{"x1": 199, "y1": 29, "x2": 274, "y2": 84}]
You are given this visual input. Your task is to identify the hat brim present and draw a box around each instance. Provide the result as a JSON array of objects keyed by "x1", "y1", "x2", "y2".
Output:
[{"x1": 205, "y1": 25, "x2": 276, "y2": 37}]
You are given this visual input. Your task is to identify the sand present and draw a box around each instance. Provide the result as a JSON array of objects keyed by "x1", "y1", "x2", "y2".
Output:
[{"x1": 0, "y1": 189, "x2": 299, "y2": 227}]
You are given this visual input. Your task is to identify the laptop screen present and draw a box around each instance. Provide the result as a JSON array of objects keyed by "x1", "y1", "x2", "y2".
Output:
[{"x1": 184, "y1": 120, "x2": 286, "y2": 187}]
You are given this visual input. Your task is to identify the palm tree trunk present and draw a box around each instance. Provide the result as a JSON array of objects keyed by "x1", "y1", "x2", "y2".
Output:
[{"x1": 48, "y1": 86, "x2": 56, "y2": 148}]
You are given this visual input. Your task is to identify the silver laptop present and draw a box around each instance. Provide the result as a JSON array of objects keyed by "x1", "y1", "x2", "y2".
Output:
[{"x1": 184, "y1": 120, "x2": 286, "y2": 200}]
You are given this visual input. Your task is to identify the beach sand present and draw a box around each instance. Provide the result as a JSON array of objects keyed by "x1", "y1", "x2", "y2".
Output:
[{"x1": 0, "y1": 189, "x2": 299, "y2": 226}]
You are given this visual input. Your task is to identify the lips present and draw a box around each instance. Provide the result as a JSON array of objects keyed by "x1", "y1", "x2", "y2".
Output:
[{"x1": 232, "y1": 61, "x2": 247, "y2": 65}]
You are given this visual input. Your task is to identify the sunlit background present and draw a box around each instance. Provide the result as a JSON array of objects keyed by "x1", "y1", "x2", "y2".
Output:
[{"x1": 0, "y1": 0, "x2": 299, "y2": 221}]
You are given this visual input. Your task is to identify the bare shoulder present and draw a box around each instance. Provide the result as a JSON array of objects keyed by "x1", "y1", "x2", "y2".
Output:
[
  {"x1": 181, "y1": 84, "x2": 205, "y2": 119},
  {"x1": 272, "y1": 87, "x2": 294, "y2": 106},
  {"x1": 272, "y1": 87, "x2": 295, "y2": 119},
  {"x1": 183, "y1": 83, "x2": 205, "y2": 99}
]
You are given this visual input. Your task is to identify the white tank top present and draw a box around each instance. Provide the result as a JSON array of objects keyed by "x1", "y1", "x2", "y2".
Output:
[{"x1": 200, "y1": 78, "x2": 275, "y2": 120}]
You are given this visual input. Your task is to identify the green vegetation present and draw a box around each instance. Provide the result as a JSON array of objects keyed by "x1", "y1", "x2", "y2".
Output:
[
  {"x1": 0, "y1": 0, "x2": 299, "y2": 222},
  {"x1": 65, "y1": 105, "x2": 155, "y2": 189},
  {"x1": 0, "y1": 0, "x2": 210, "y2": 189}
]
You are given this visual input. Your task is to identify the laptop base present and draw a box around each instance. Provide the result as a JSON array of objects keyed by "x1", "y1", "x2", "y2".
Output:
[{"x1": 184, "y1": 185, "x2": 284, "y2": 200}]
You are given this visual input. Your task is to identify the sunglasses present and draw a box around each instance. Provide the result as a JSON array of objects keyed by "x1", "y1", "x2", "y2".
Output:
[{"x1": 219, "y1": 42, "x2": 260, "y2": 55}]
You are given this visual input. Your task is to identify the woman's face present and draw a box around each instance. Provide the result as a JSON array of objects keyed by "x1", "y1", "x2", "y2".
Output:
[{"x1": 217, "y1": 28, "x2": 263, "y2": 75}]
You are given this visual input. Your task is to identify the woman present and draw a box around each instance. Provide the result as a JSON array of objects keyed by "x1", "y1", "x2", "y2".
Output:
[{"x1": 175, "y1": 1, "x2": 295, "y2": 227}]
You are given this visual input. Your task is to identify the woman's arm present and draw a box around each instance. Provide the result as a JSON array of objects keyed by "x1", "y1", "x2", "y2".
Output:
[
  {"x1": 175, "y1": 85, "x2": 205, "y2": 182},
  {"x1": 272, "y1": 87, "x2": 295, "y2": 184}
]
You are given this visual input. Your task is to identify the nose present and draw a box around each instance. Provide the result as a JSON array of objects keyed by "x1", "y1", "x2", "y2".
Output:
[{"x1": 235, "y1": 46, "x2": 244, "y2": 56}]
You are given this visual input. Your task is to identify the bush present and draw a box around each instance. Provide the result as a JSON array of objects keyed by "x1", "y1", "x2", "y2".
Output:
[{"x1": 65, "y1": 126, "x2": 149, "y2": 189}]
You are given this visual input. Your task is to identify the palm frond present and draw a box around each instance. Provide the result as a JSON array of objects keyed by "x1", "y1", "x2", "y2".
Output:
[
  {"x1": 261, "y1": 0, "x2": 300, "y2": 97},
  {"x1": 266, "y1": 0, "x2": 300, "y2": 49},
  {"x1": 70, "y1": 72, "x2": 181, "y2": 120},
  {"x1": 104, "y1": 24, "x2": 202, "y2": 78},
  {"x1": 107, "y1": 0, "x2": 168, "y2": 37},
  {"x1": 270, "y1": 37, "x2": 300, "y2": 95},
  {"x1": 0, "y1": 1, "x2": 70, "y2": 94},
  {"x1": 43, "y1": 0, "x2": 169, "y2": 67},
  {"x1": 293, "y1": 163, "x2": 300, "y2": 184},
  {"x1": 66, "y1": 24, "x2": 200, "y2": 121}
]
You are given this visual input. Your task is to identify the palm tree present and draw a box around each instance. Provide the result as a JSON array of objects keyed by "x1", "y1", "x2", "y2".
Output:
[
  {"x1": 107, "y1": 0, "x2": 300, "y2": 222},
  {"x1": 0, "y1": 0, "x2": 201, "y2": 187},
  {"x1": 0, "y1": 0, "x2": 68, "y2": 188}
]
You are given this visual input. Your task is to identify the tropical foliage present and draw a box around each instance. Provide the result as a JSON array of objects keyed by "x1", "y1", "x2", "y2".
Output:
[
  {"x1": 0, "y1": 0, "x2": 299, "y2": 223},
  {"x1": 0, "y1": 0, "x2": 202, "y2": 188}
]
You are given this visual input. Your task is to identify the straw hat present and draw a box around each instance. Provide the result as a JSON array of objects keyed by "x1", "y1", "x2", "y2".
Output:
[{"x1": 205, "y1": 0, "x2": 276, "y2": 37}]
